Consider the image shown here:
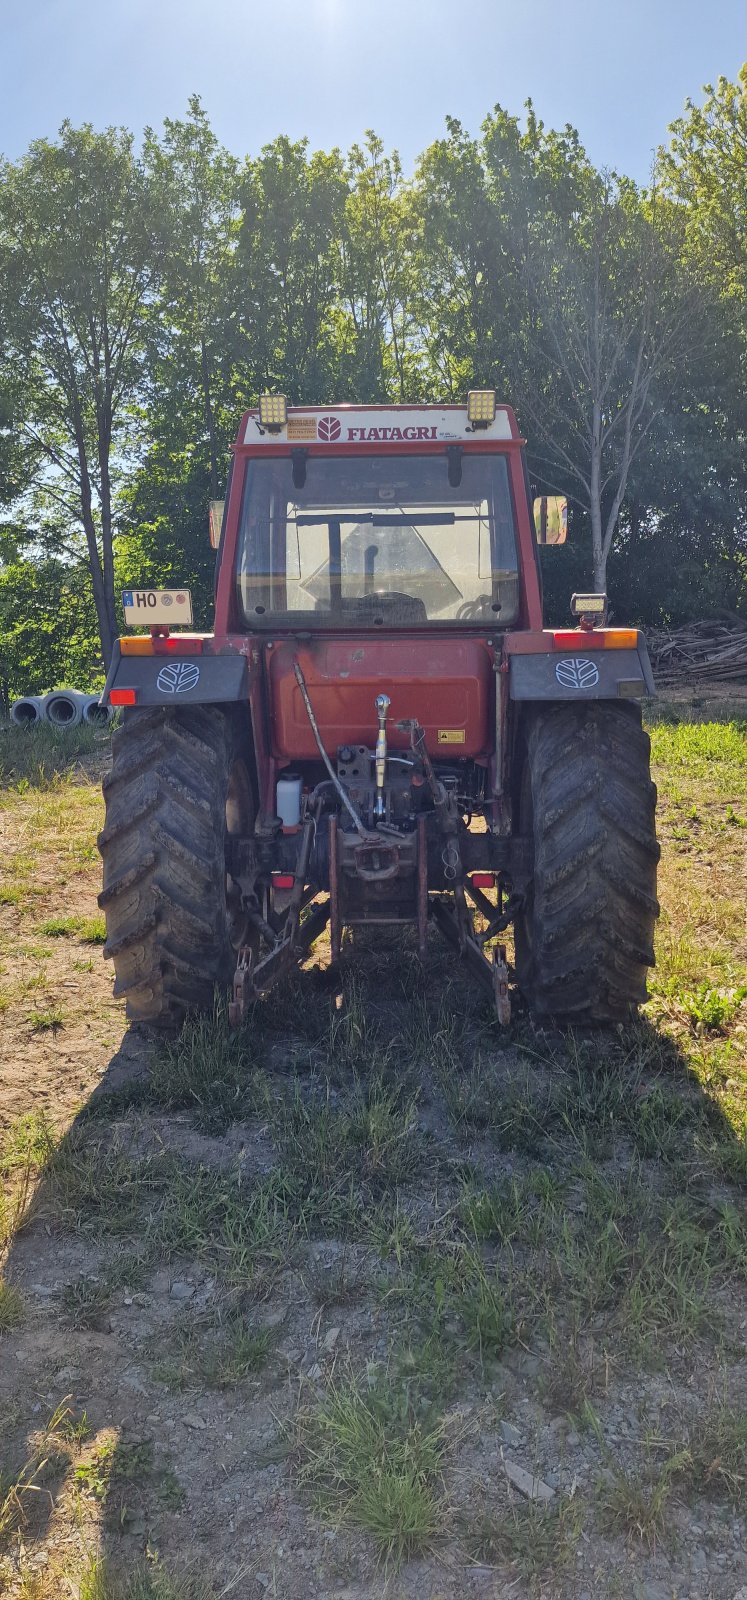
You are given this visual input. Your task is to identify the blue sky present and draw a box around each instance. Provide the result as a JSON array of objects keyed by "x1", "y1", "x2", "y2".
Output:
[{"x1": 1, "y1": 0, "x2": 744, "y2": 179}]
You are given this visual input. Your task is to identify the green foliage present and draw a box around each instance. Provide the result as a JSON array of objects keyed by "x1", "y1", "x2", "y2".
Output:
[
  {"x1": 2, "y1": 75, "x2": 747, "y2": 666},
  {"x1": 0, "y1": 551, "x2": 102, "y2": 702}
]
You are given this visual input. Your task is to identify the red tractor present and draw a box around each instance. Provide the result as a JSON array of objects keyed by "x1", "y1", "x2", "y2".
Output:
[{"x1": 99, "y1": 394, "x2": 659, "y2": 1029}]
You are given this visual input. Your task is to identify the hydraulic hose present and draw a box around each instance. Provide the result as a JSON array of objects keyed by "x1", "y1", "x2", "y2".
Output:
[{"x1": 292, "y1": 659, "x2": 368, "y2": 837}]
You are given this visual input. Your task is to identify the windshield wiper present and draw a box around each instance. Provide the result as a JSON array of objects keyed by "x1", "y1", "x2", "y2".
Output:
[{"x1": 294, "y1": 512, "x2": 457, "y2": 528}]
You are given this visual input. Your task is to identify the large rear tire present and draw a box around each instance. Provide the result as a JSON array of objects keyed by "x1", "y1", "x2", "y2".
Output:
[
  {"x1": 98, "y1": 706, "x2": 254, "y2": 1028},
  {"x1": 514, "y1": 702, "x2": 659, "y2": 1024}
]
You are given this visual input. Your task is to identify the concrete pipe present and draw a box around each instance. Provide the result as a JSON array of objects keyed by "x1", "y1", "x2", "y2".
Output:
[
  {"x1": 43, "y1": 689, "x2": 86, "y2": 728},
  {"x1": 10, "y1": 695, "x2": 46, "y2": 727},
  {"x1": 82, "y1": 695, "x2": 114, "y2": 727}
]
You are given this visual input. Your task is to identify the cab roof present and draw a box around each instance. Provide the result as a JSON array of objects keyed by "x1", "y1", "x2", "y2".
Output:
[{"x1": 234, "y1": 402, "x2": 521, "y2": 452}]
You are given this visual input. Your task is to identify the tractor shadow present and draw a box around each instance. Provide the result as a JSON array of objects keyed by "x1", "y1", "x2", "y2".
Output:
[{"x1": 1, "y1": 947, "x2": 744, "y2": 1588}]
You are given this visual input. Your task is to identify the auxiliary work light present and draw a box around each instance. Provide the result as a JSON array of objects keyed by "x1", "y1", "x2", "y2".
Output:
[
  {"x1": 258, "y1": 393, "x2": 288, "y2": 430},
  {"x1": 467, "y1": 389, "x2": 497, "y2": 427},
  {"x1": 571, "y1": 593, "x2": 608, "y2": 625}
]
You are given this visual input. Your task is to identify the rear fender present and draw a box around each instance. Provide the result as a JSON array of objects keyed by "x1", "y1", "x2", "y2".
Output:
[
  {"x1": 101, "y1": 641, "x2": 248, "y2": 707},
  {"x1": 507, "y1": 631, "x2": 655, "y2": 702}
]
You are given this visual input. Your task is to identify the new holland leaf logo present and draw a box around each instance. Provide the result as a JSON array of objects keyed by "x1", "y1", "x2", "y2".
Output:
[
  {"x1": 156, "y1": 662, "x2": 200, "y2": 695},
  {"x1": 555, "y1": 657, "x2": 600, "y2": 689}
]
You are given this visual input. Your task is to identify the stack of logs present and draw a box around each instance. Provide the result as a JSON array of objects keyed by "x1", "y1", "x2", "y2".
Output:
[{"x1": 647, "y1": 617, "x2": 747, "y2": 685}]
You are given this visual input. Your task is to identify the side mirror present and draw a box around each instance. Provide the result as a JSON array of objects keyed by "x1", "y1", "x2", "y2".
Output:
[
  {"x1": 209, "y1": 500, "x2": 225, "y2": 550},
  {"x1": 533, "y1": 495, "x2": 568, "y2": 546}
]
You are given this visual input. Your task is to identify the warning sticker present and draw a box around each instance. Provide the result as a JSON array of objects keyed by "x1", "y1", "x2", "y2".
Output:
[
  {"x1": 437, "y1": 729, "x2": 466, "y2": 745},
  {"x1": 287, "y1": 417, "x2": 318, "y2": 441}
]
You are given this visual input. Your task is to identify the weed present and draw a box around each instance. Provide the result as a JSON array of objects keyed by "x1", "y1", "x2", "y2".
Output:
[
  {"x1": 62, "y1": 1274, "x2": 111, "y2": 1329},
  {"x1": 0, "y1": 1282, "x2": 24, "y2": 1332},
  {"x1": 680, "y1": 1398, "x2": 747, "y2": 1502},
  {"x1": 412, "y1": 1248, "x2": 519, "y2": 1366},
  {"x1": 540, "y1": 1326, "x2": 604, "y2": 1416},
  {"x1": 0, "y1": 1401, "x2": 75, "y2": 1548},
  {"x1": 596, "y1": 1450, "x2": 685, "y2": 1547},
  {"x1": 463, "y1": 1497, "x2": 581, "y2": 1579},
  {"x1": 458, "y1": 1262, "x2": 516, "y2": 1361},
  {"x1": 153, "y1": 1311, "x2": 270, "y2": 1391},
  {"x1": 38, "y1": 913, "x2": 106, "y2": 943},
  {"x1": 296, "y1": 1368, "x2": 450, "y2": 1563},
  {"x1": 307, "y1": 1249, "x2": 367, "y2": 1308},
  {"x1": 75, "y1": 1436, "x2": 184, "y2": 1521},
  {"x1": 278, "y1": 1077, "x2": 420, "y2": 1199},
  {"x1": 28, "y1": 1005, "x2": 64, "y2": 1033},
  {"x1": 77, "y1": 1554, "x2": 216, "y2": 1600},
  {"x1": 680, "y1": 982, "x2": 747, "y2": 1033},
  {"x1": 148, "y1": 1001, "x2": 269, "y2": 1132}
]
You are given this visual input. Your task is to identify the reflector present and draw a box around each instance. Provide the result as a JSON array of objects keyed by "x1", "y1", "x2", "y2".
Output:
[
  {"x1": 552, "y1": 630, "x2": 638, "y2": 650},
  {"x1": 110, "y1": 688, "x2": 137, "y2": 706},
  {"x1": 271, "y1": 873, "x2": 295, "y2": 890},
  {"x1": 471, "y1": 873, "x2": 495, "y2": 889}
]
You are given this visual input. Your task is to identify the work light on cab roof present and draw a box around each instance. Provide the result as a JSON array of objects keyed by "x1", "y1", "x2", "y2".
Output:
[
  {"x1": 258, "y1": 393, "x2": 287, "y2": 431},
  {"x1": 99, "y1": 390, "x2": 659, "y2": 1036}
]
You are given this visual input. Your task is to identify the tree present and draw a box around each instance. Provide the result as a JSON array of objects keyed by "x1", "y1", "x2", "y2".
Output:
[
  {"x1": 234, "y1": 136, "x2": 347, "y2": 402},
  {"x1": 143, "y1": 98, "x2": 241, "y2": 501},
  {"x1": 660, "y1": 66, "x2": 747, "y2": 300},
  {"x1": 338, "y1": 133, "x2": 422, "y2": 401},
  {"x1": 520, "y1": 171, "x2": 702, "y2": 592},
  {"x1": 0, "y1": 123, "x2": 160, "y2": 667}
]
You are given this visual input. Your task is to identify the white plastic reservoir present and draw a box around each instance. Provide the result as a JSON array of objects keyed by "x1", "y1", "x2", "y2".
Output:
[{"x1": 277, "y1": 773, "x2": 303, "y2": 828}]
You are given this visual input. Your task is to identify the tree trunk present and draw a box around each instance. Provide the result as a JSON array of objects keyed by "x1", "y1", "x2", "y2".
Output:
[
  {"x1": 98, "y1": 412, "x2": 118, "y2": 666},
  {"x1": 589, "y1": 402, "x2": 606, "y2": 593},
  {"x1": 73, "y1": 413, "x2": 115, "y2": 669},
  {"x1": 201, "y1": 337, "x2": 219, "y2": 499}
]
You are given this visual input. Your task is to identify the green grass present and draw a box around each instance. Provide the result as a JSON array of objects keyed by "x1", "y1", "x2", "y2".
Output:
[
  {"x1": 0, "y1": 1401, "x2": 78, "y2": 1549},
  {"x1": 296, "y1": 1368, "x2": 450, "y2": 1563},
  {"x1": 0, "y1": 720, "x2": 103, "y2": 789},
  {"x1": 146, "y1": 1002, "x2": 269, "y2": 1133},
  {"x1": 38, "y1": 913, "x2": 106, "y2": 944},
  {"x1": 277, "y1": 1077, "x2": 421, "y2": 1198},
  {"x1": 0, "y1": 1281, "x2": 24, "y2": 1331},
  {"x1": 596, "y1": 1445, "x2": 687, "y2": 1547},
  {"x1": 0, "y1": 1112, "x2": 58, "y2": 1176},
  {"x1": 679, "y1": 1398, "x2": 747, "y2": 1502},
  {"x1": 28, "y1": 1005, "x2": 64, "y2": 1033},
  {"x1": 649, "y1": 718, "x2": 747, "y2": 786},
  {"x1": 152, "y1": 1310, "x2": 270, "y2": 1391},
  {"x1": 74, "y1": 1437, "x2": 184, "y2": 1518},
  {"x1": 462, "y1": 1498, "x2": 581, "y2": 1580},
  {"x1": 78, "y1": 1556, "x2": 216, "y2": 1600}
]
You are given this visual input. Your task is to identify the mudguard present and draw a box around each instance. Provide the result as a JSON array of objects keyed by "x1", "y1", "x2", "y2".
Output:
[
  {"x1": 508, "y1": 632, "x2": 655, "y2": 701},
  {"x1": 101, "y1": 641, "x2": 247, "y2": 708}
]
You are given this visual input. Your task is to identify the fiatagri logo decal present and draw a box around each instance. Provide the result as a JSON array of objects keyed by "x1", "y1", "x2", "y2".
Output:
[
  {"x1": 345, "y1": 424, "x2": 438, "y2": 441},
  {"x1": 318, "y1": 415, "x2": 342, "y2": 441}
]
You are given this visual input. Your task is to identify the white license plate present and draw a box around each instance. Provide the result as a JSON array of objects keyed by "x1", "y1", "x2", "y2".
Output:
[{"x1": 122, "y1": 589, "x2": 193, "y2": 626}]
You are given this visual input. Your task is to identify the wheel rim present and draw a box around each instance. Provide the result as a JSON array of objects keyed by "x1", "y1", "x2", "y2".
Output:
[{"x1": 225, "y1": 759, "x2": 254, "y2": 951}]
